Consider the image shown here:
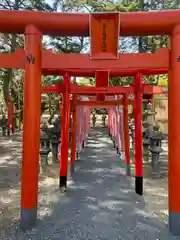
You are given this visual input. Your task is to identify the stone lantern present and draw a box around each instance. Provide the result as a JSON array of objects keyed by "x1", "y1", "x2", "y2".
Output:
[
  {"x1": 149, "y1": 125, "x2": 164, "y2": 178},
  {"x1": 142, "y1": 121, "x2": 150, "y2": 162},
  {"x1": 40, "y1": 128, "x2": 51, "y2": 170},
  {"x1": 143, "y1": 101, "x2": 157, "y2": 133},
  {"x1": 142, "y1": 101, "x2": 157, "y2": 161},
  {"x1": 1, "y1": 115, "x2": 8, "y2": 136},
  {"x1": 92, "y1": 113, "x2": 96, "y2": 127},
  {"x1": 129, "y1": 118, "x2": 134, "y2": 149}
]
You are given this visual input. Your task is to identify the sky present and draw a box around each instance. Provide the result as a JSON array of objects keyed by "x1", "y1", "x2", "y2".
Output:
[
  {"x1": 46, "y1": 0, "x2": 120, "y2": 9},
  {"x1": 46, "y1": 0, "x2": 53, "y2": 7},
  {"x1": 42, "y1": 0, "x2": 137, "y2": 82}
]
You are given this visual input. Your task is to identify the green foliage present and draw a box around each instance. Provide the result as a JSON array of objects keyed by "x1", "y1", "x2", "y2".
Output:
[
  {"x1": 0, "y1": 0, "x2": 179, "y2": 118},
  {"x1": 0, "y1": 0, "x2": 53, "y2": 118}
]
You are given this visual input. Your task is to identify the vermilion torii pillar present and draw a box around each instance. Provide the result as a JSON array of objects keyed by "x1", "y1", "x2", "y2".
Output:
[
  {"x1": 168, "y1": 24, "x2": 180, "y2": 236},
  {"x1": 123, "y1": 94, "x2": 130, "y2": 176},
  {"x1": 95, "y1": 70, "x2": 109, "y2": 101},
  {"x1": 59, "y1": 74, "x2": 71, "y2": 191},
  {"x1": 71, "y1": 95, "x2": 77, "y2": 173},
  {"x1": 134, "y1": 73, "x2": 143, "y2": 196},
  {"x1": 20, "y1": 25, "x2": 42, "y2": 230}
]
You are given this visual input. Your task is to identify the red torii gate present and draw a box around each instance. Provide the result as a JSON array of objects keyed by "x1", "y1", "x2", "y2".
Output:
[
  {"x1": 42, "y1": 80, "x2": 165, "y2": 181},
  {"x1": 0, "y1": 48, "x2": 168, "y2": 74},
  {"x1": 42, "y1": 78, "x2": 166, "y2": 182},
  {"x1": 42, "y1": 80, "x2": 166, "y2": 96},
  {"x1": 0, "y1": 9, "x2": 178, "y2": 236},
  {"x1": 42, "y1": 74, "x2": 166, "y2": 189}
]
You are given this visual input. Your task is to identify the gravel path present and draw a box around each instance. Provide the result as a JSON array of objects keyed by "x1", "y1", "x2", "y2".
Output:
[{"x1": 0, "y1": 128, "x2": 179, "y2": 239}]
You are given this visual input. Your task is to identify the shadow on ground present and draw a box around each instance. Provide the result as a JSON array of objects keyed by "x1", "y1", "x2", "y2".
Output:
[{"x1": 11, "y1": 128, "x2": 178, "y2": 240}]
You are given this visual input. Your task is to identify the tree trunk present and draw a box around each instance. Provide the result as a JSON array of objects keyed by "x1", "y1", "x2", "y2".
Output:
[
  {"x1": 138, "y1": 0, "x2": 144, "y2": 53},
  {"x1": 3, "y1": 0, "x2": 19, "y2": 105},
  {"x1": 48, "y1": 95, "x2": 52, "y2": 115}
]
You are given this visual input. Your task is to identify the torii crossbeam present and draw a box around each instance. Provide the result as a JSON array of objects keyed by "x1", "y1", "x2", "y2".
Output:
[{"x1": 0, "y1": 9, "x2": 178, "y2": 236}]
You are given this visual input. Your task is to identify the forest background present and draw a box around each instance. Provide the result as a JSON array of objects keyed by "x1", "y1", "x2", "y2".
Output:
[{"x1": 0, "y1": 0, "x2": 176, "y2": 123}]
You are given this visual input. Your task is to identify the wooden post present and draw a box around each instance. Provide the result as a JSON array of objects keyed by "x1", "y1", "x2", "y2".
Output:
[
  {"x1": 20, "y1": 25, "x2": 42, "y2": 231},
  {"x1": 119, "y1": 106, "x2": 124, "y2": 153},
  {"x1": 59, "y1": 95, "x2": 64, "y2": 170},
  {"x1": 59, "y1": 74, "x2": 70, "y2": 191},
  {"x1": 169, "y1": 24, "x2": 180, "y2": 236},
  {"x1": 123, "y1": 94, "x2": 131, "y2": 176},
  {"x1": 71, "y1": 95, "x2": 77, "y2": 173},
  {"x1": 95, "y1": 70, "x2": 109, "y2": 101},
  {"x1": 134, "y1": 73, "x2": 143, "y2": 195}
]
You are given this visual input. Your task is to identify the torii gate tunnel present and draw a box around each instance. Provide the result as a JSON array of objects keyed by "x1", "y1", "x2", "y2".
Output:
[{"x1": 0, "y1": 9, "x2": 178, "y2": 235}]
